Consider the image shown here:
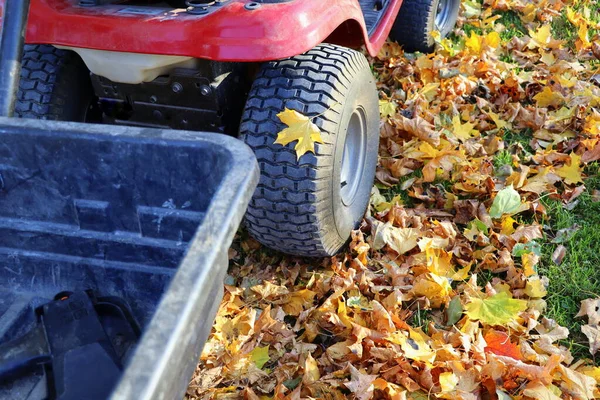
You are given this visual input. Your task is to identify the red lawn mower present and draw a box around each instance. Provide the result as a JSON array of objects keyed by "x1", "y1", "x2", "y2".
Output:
[{"x1": 7, "y1": 0, "x2": 460, "y2": 257}]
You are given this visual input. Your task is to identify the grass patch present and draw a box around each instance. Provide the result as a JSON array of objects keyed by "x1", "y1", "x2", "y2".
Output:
[
  {"x1": 539, "y1": 169, "x2": 600, "y2": 363},
  {"x1": 551, "y1": 13, "x2": 578, "y2": 49},
  {"x1": 493, "y1": 149, "x2": 512, "y2": 170},
  {"x1": 495, "y1": 10, "x2": 527, "y2": 42}
]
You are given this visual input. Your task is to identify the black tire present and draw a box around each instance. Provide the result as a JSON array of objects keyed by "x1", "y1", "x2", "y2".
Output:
[
  {"x1": 389, "y1": 0, "x2": 460, "y2": 53},
  {"x1": 240, "y1": 44, "x2": 379, "y2": 257},
  {"x1": 15, "y1": 45, "x2": 96, "y2": 121}
]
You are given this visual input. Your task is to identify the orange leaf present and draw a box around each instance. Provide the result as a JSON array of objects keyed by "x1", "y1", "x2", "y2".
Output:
[{"x1": 484, "y1": 330, "x2": 522, "y2": 360}]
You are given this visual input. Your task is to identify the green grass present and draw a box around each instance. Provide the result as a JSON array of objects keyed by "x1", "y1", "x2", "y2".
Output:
[
  {"x1": 495, "y1": 10, "x2": 527, "y2": 42},
  {"x1": 538, "y1": 165, "x2": 600, "y2": 363},
  {"x1": 551, "y1": 13, "x2": 578, "y2": 49},
  {"x1": 493, "y1": 149, "x2": 513, "y2": 170},
  {"x1": 502, "y1": 128, "x2": 534, "y2": 153}
]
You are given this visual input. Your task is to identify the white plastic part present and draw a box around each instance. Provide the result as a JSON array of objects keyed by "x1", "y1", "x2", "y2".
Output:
[{"x1": 55, "y1": 46, "x2": 198, "y2": 84}]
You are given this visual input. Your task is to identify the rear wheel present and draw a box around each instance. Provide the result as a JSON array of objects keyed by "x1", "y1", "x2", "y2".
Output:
[
  {"x1": 240, "y1": 44, "x2": 379, "y2": 257},
  {"x1": 15, "y1": 45, "x2": 97, "y2": 121},
  {"x1": 389, "y1": 0, "x2": 460, "y2": 53}
]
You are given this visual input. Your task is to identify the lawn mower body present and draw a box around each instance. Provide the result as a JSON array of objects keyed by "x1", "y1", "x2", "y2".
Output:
[{"x1": 19, "y1": 0, "x2": 402, "y2": 62}]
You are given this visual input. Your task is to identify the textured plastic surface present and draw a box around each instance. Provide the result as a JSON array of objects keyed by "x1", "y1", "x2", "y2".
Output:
[
  {"x1": 0, "y1": 117, "x2": 258, "y2": 399},
  {"x1": 0, "y1": 0, "x2": 403, "y2": 61}
]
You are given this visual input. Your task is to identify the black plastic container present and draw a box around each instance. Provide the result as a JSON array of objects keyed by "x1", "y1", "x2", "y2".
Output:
[{"x1": 0, "y1": 117, "x2": 258, "y2": 399}]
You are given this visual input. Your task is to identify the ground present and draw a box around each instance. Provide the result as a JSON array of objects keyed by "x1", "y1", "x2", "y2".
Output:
[{"x1": 188, "y1": 0, "x2": 600, "y2": 398}]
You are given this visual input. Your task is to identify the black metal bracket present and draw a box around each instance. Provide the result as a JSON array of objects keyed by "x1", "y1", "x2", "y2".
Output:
[{"x1": 0, "y1": 0, "x2": 31, "y2": 117}]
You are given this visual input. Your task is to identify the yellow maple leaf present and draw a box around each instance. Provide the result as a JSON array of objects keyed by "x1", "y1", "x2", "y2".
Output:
[
  {"x1": 540, "y1": 50, "x2": 556, "y2": 66},
  {"x1": 533, "y1": 87, "x2": 565, "y2": 108},
  {"x1": 527, "y1": 25, "x2": 552, "y2": 49},
  {"x1": 485, "y1": 31, "x2": 501, "y2": 49},
  {"x1": 501, "y1": 216, "x2": 517, "y2": 235},
  {"x1": 387, "y1": 329, "x2": 436, "y2": 363},
  {"x1": 584, "y1": 112, "x2": 600, "y2": 136},
  {"x1": 379, "y1": 99, "x2": 397, "y2": 118},
  {"x1": 452, "y1": 115, "x2": 477, "y2": 142},
  {"x1": 465, "y1": 292, "x2": 527, "y2": 326},
  {"x1": 488, "y1": 110, "x2": 510, "y2": 130},
  {"x1": 525, "y1": 277, "x2": 547, "y2": 298},
  {"x1": 413, "y1": 273, "x2": 452, "y2": 308},
  {"x1": 465, "y1": 31, "x2": 482, "y2": 54},
  {"x1": 439, "y1": 372, "x2": 459, "y2": 392},
  {"x1": 275, "y1": 108, "x2": 324, "y2": 160},
  {"x1": 577, "y1": 22, "x2": 591, "y2": 50},
  {"x1": 556, "y1": 152, "x2": 584, "y2": 185}
]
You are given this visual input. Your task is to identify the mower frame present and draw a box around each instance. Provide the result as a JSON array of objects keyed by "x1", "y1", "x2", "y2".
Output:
[{"x1": 0, "y1": 0, "x2": 403, "y2": 62}]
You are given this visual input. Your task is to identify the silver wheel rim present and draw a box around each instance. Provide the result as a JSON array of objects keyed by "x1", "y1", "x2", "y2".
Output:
[
  {"x1": 435, "y1": 0, "x2": 453, "y2": 32},
  {"x1": 340, "y1": 108, "x2": 367, "y2": 206}
]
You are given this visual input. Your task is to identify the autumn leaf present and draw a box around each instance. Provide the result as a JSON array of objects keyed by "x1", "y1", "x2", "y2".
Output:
[
  {"x1": 302, "y1": 352, "x2": 320, "y2": 384},
  {"x1": 249, "y1": 346, "x2": 270, "y2": 369},
  {"x1": 525, "y1": 277, "x2": 547, "y2": 298},
  {"x1": 275, "y1": 108, "x2": 324, "y2": 160},
  {"x1": 387, "y1": 329, "x2": 436, "y2": 363},
  {"x1": 465, "y1": 292, "x2": 528, "y2": 326},
  {"x1": 484, "y1": 330, "x2": 522, "y2": 360},
  {"x1": 439, "y1": 372, "x2": 458, "y2": 392},
  {"x1": 533, "y1": 87, "x2": 565, "y2": 108},
  {"x1": 383, "y1": 225, "x2": 420, "y2": 255},
  {"x1": 489, "y1": 186, "x2": 521, "y2": 219},
  {"x1": 344, "y1": 364, "x2": 377, "y2": 400},
  {"x1": 523, "y1": 382, "x2": 562, "y2": 400},
  {"x1": 581, "y1": 325, "x2": 600, "y2": 355},
  {"x1": 412, "y1": 273, "x2": 452, "y2": 308},
  {"x1": 452, "y1": 115, "x2": 477, "y2": 142},
  {"x1": 379, "y1": 99, "x2": 397, "y2": 118},
  {"x1": 527, "y1": 25, "x2": 552, "y2": 49},
  {"x1": 556, "y1": 152, "x2": 583, "y2": 185},
  {"x1": 446, "y1": 296, "x2": 463, "y2": 326}
]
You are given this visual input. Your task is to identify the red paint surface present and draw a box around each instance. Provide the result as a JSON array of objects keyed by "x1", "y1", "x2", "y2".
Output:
[{"x1": 0, "y1": 0, "x2": 402, "y2": 61}]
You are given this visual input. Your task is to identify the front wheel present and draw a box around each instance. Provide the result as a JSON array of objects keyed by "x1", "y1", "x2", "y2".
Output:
[
  {"x1": 389, "y1": 0, "x2": 461, "y2": 53},
  {"x1": 240, "y1": 44, "x2": 379, "y2": 257}
]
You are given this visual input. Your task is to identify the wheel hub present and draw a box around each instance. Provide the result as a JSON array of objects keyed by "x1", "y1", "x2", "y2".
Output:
[
  {"x1": 340, "y1": 108, "x2": 368, "y2": 206},
  {"x1": 435, "y1": 0, "x2": 453, "y2": 32}
]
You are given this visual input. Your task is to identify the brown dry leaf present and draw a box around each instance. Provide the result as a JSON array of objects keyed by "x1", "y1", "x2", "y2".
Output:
[
  {"x1": 392, "y1": 114, "x2": 441, "y2": 145},
  {"x1": 344, "y1": 364, "x2": 378, "y2": 400}
]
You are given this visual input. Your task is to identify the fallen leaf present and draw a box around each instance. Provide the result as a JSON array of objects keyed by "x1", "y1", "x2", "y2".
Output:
[
  {"x1": 439, "y1": 371, "x2": 459, "y2": 392},
  {"x1": 489, "y1": 186, "x2": 521, "y2": 219},
  {"x1": 303, "y1": 352, "x2": 320, "y2": 384},
  {"x1": 533, "y1": 87, "x2": 565, "y2": 108},
  {"x1": 551, "y1": 245, "x2": 567, "y2": 265},
  {"x1": 379, "y1": 99, "x2": 397, "y2": 118},
  {"x1": 275, "y1": 108, "x2": 324, "y2": 160},
  {"x1": 556, "y1": 153, "x2": 583, "y2": 185},
  {"x1": 581, "y1": 325, "x2": 600, "y2": 355},
  {"x1": 446, "y1": 296, "x2": 463, "y2": 326},
  {"x1": 465, "y1": 292, "x2": 528, "y2": 326},
  {"x1": 452, "y1": 115, "x2": 477, "y2": 142},
  {"x1": 249, "y1": 346, "x2": 270, "y2": 369},
  {"x1": 344, "y1": 364, "x2": 377, "y2": 400},
  {"x1": 384, "y1": 226, "x2": 420, "y2": 255},
  {"x1": 484, "y1": 330, "x2": 522, "y2": 360},
  {"x1": 522, "y1": 381, "x2": 562, "y2": 400}
]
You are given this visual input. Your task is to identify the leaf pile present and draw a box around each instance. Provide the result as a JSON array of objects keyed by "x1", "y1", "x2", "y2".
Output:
[{"x1": 190, "y1": 0, "x2": 600, "y2": 398}]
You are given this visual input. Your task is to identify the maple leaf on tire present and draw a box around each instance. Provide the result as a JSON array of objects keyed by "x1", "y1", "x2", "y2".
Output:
[{"x1": 274, "y1": 108, "x2": 324, "y2": 160}]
